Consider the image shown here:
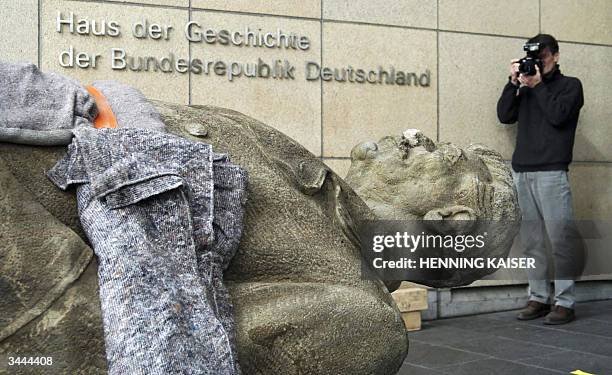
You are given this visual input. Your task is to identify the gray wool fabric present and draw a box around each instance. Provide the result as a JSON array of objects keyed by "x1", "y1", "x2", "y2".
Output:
[
  {"x1": 0, "y1": 61, "x2": 97, "y2": 145},
  {"x1": 91, "y1": 80, "x2": 166, "y2": 132},
  {"x1": 47, "y1": 126, "x2": 247, "y2": 374},
  {"x1": 0, "y1": 61, "x2": 166, "y2": 145}
]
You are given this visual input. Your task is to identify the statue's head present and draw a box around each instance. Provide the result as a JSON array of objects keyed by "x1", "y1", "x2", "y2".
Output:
[
  {"x1": 346, "y1": 130, "x2": 520, "y2": 286},
  {"x1": 347, "y1": 129, "x2": 518, "y2": 224}
]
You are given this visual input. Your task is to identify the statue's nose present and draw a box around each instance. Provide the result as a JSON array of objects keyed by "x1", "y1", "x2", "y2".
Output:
[
  {"x1": 401, "y1": 129, "x2": 436, "y2": 154},
  {"x1": 402, "y1": 129, "x2": 435, "y2": 149}
]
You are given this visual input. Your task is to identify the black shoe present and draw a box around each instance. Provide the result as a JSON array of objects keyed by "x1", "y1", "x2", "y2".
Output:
[
  {"x1": 543, "y1": 305, "x2": 575, "y2": 325},
  {"x1": 517, "y1": 301, "x2": 551, "y2": 320}
]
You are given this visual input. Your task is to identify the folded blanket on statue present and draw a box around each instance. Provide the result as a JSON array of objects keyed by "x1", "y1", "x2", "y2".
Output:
[
  {"x1": 0, "y1": 62, "x2": 97, "y2": 145},
  {"x1": 47, "y1": 127, "x2": 247, "y2": 375},
  {"x1": 0, "y1": 61, "x2": 165, "y2": 145}
]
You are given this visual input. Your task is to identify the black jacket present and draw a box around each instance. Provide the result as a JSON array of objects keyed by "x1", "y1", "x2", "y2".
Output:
[{"x1": 497, "y1": 66, "x2": 584, "y2": 172}]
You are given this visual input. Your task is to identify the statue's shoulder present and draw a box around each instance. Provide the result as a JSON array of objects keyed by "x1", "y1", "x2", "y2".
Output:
[{"x1": 0, "y1": 156, "x2": 93, "y2": 342}]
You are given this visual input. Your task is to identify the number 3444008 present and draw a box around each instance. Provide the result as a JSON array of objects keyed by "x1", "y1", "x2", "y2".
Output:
[{"x1": 7, "y1": 357, "x2": 53, "y2": 366}]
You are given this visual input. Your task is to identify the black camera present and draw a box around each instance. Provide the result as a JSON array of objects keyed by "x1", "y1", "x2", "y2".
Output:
[{"x1": 518, "y1": 43, "x2": 543, "y2": 76}]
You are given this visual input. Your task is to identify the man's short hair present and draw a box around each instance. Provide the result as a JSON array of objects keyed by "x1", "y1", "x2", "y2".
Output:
[{"x1": 528, "y1": 33, "x2": 559, "y2": 54}]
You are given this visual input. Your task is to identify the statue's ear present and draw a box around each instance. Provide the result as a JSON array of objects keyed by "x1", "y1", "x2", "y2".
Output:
[{"x1": 423, "y1": 205, "x2": 477, "y2": 235}]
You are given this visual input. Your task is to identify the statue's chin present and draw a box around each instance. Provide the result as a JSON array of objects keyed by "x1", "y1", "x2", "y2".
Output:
[{"x1": 423, "y1": 206, "x2": 478, "y2": 235}]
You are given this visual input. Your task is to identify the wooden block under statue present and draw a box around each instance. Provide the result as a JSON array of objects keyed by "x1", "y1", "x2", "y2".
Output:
[
  {"x1": 401, "y1": 311, "x2": 422, "y2": 331},
  {"x1": 391, "y1": 285, "x2": 428, "y2": 331}
]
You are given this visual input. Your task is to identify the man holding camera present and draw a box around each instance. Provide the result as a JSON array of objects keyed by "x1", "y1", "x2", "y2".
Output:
[{"x1": 497, "y1": 34, "x2": 584, "y2": 325}]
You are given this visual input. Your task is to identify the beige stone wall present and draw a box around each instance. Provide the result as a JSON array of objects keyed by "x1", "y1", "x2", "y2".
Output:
[
  {"x1": 0, "y1": 0, "x2": 38, "y2": 64},
  {"x1": 1, "y1": 0, "x2": 610, "y2": 222}
]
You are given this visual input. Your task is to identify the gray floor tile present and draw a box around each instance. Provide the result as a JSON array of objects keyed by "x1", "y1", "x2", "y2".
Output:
[
  {"x1": 579, "y1": 300, "x2": 612, "y2": 310},
  {"x1": 539, "y1": 318, "x2": 612, "y2": 338},
  {"x1": 490, "y1": 324, "x2": 612, "y2": 357},
  {"x1": 408, "y1": 325, "x2": 497, "y2": 346},
  {"x1": 399, "y1": 300, "x2": 612, "y2": 374},
  {"x1": 535, "y1": 331, "x2": 612, "y2": 358},
  {"x1": 518, "y1": 350, "x2": 612, "y2": 374},
  {"x1": 405, "y1": 341, "x2": 490, "y2": 369},
  {"x1": 477, "y1": 323, "x2": 558, "y2": 344},
  {"x1": 446, "y1": 336, "x2": 564, "y2": 361},
  {"x1": 565, "y1": 307, "x2": 612, "y2": 321},
  {"x1": 428, "y1": 315, "x2": 518, "y2": 333},
  {"x1": 396, "y1": 362, "x2": 447, "y2": 375},
  {"x1": 437, "y1": 358, "x2": 564, "y2": 375},
  {"x1": 480, "y1": 309, "x2": 524, "y2": 321}
]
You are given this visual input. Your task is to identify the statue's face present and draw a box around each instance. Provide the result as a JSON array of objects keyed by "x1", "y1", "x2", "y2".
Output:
[
  {"x1": 347, "y1": 134, "x2": 495, "y2": 220},
  {"x1": 347, "y1": 132, "x2": 521, "y2": 288}
]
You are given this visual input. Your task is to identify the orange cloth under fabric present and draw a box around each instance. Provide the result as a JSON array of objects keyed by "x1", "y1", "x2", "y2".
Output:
[{"x1": 86, "y1": 85, "x2": 117, "y2": 129}]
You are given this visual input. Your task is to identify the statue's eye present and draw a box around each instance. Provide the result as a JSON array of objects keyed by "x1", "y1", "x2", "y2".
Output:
[{"x1": 350, "y1": 142, "x2": 378, "y2": 161}]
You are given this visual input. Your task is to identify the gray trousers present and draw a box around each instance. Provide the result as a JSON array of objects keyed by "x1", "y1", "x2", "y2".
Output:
[{"x1": 512, "y1": 170, "x2": 583, "y2": 309}]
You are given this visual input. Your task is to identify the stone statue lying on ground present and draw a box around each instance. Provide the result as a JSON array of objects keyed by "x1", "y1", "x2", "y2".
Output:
[
  {"x1": 346, "y1": 129, "x2": 521, "y2": 288},
  {"x1": 0, "y1": 102, "x2": 408, "y2": 374}
]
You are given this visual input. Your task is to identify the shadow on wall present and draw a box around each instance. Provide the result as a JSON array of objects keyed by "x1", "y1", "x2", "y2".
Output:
[{"x1": 574, "y1": 122, "x2": 605, "y2": 162}]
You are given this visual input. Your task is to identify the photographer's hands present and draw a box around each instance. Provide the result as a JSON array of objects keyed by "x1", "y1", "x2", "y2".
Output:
[
  {"x1": 510, "y1": 60, "x2": 542, "y2": 88},
  {"x1": 510, "y1": 59, "x2": 521, "y2": 86},
  {"x1": 518, "y1": 64, "x2": 542, "y2": 88}
]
